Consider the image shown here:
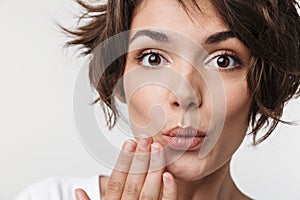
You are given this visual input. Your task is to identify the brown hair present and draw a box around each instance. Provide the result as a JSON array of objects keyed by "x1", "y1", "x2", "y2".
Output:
[{"x1": 63, "y1": 0, "x2": 300, "y2": 144}]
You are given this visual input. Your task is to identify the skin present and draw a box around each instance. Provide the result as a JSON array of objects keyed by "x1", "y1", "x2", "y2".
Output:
[{"x1": 76, "y1": 0, "x2": 252, "y2": 199}]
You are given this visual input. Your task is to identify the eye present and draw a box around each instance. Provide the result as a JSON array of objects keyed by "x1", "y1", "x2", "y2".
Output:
[
  {"x1": 135, "y1": 50, "x2": 170, "y2": 68},
  {"x1": 204, "y1": 52, "x2": 243, "y2": 70}
]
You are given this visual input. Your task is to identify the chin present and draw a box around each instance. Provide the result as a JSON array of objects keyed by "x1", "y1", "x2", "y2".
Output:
[{"x1": 165, "y1": 153, "x2": 208, "y2": 181}]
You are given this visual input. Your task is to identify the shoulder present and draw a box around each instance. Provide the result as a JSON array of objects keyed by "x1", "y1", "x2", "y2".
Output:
[{"x1": 14, "y1": 176, "x2": 101, "y2": 200}]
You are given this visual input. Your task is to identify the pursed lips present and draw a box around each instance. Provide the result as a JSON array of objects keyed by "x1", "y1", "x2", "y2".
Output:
[{"x1": 162, "y1": 126, "x2": 207, "y2": 151}]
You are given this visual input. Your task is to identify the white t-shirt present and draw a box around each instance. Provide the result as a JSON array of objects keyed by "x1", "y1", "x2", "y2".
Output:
[{"x1": 14, "y1": 176, "x2": 101, "y2": 200}]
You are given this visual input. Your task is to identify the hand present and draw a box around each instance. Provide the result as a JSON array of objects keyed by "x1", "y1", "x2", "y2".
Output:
[
  {"x1": 75, "y1": 189, "x2": 90, "y2": 200},
  {"x1": 75, "y1": 138, "x2": 177, "y2": 200}
]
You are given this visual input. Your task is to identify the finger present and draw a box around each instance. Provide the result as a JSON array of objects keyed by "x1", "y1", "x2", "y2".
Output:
[
  {"x1": 161, "y1": 172, "x2": 177, "y2": 200},
  {"x1": 104, "y1": 139, "x2": 137, "y2": 200},
  {"x1": 139, "y1": 143, "x2": 166, "y2": 200},
  {"x1": 75, "y1": 189, "x2": 90, "y2": 200},
  {"x1": 121, "y1": 137, "x2": 152, "y2": 199}
]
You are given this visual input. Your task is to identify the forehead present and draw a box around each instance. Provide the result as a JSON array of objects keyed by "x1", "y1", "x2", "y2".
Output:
[{"x1": 130, "y1": 0, "x2": 228, "y2": 43}]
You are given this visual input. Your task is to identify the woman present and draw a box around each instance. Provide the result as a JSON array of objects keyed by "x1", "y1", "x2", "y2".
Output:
[{"x1": 16, "y1": 0, "x2": 300, "y2": 199}]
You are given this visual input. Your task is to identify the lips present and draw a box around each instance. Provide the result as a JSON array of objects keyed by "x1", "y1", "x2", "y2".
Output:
[{"x1": 163, "y1": 126, "x2": 206, "y2": 151}]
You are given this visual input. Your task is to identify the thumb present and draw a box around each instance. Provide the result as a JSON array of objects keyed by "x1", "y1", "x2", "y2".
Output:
[
  {"x1": 75, "y1": 188, "x2": 90, "y2": 200},
  {"x1": 161, "y1": 172, "x2": 177, "y2": 200}
]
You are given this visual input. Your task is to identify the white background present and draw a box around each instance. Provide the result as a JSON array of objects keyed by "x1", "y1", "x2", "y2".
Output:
[{"x1": 0, "y1": 0, "x2": 300, "y2": 199}]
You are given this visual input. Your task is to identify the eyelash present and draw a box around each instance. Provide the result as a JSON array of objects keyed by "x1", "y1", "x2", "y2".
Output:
[
  {"x1": 134, "y1": 49, "x2": 243, "y2": 71},
  {"x1": 134, "y1": 49, "x2": 170, "y2": 68},
  {"x1": 204, "y1": 50, "x2": 243, "y2": 72}
]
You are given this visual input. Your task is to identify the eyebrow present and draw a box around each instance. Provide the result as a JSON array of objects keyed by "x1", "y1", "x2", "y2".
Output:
[
  {"x1": 129, "y1": 30, "x2": 170, "y2": 44},
  {"x1": 204, "y1": 31, "x2": 235, "y2": 45},
  {"x1": 129, "y1": 29, "x2": 235, "y2": 45}
]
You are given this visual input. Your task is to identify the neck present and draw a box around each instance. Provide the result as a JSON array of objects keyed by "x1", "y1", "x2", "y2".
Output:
[{"x1": 174, "y1": 160, "x2": 246, "y2": 200}]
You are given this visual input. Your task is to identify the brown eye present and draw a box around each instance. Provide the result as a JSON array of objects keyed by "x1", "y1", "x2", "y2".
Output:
[
  {"x1": 217, "y1": 55, "x2": 230, "y2": 68},
  {"x1": 139, "y1": 52, "x2": 168, "y2": 68},
  {"x1": 204, "y1": 53, "x2": 241, "y2": 71},
  {"x1": 148, "y1": 53, "x2": 161, "y2": 65}
]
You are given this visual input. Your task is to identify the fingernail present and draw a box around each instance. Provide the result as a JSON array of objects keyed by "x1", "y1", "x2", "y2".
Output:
[
  {"x1": 138, "y1": 136, "x2": 149, "y2": 149},
  {"x1": 123, "y1": 139, "x2": 135, "y2": 152},
  {"x1": 75, "y1": 189, "x2": 82, "y2": 200},
  {"x1": 163, "y1": 173, "x2": 171, "y2": 188},
  {"x1": 151, "y1": 143, "x2": 161, "y2": 159}
]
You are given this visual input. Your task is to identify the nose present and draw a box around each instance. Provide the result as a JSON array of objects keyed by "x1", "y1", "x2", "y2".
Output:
[
  {"x1": 168, "y1": 62, "x2": 202, "y2": 111},
  {"x1": 169, "y1": 86, "x2": 201, "y2": 111}
]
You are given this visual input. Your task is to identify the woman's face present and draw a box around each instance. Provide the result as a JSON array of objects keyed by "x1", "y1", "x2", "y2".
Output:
[{"x1": 123, "y1": 0, "x2": 251, "y2": 181}]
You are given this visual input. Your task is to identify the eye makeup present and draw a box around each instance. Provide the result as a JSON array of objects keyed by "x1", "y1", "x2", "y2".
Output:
[
  {"x1": 132, "y1": 48, "x2": 244, "y2": 73},
  {"x1": 134, "y1": 49, "x2": 172, "y2": 69},
  {"x1": 204, "y1": 50, "x2": 244, "y2": 72}
]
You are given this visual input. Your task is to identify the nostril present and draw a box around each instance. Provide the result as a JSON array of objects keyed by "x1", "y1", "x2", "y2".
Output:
[
  {"x1": 172, "y1": 100, "x2": 200, "y2": 109},
  {"x1": 173, "y1": 101, "x2": 180, "y2": 107}
]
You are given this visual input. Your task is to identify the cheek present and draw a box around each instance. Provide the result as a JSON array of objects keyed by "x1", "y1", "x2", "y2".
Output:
[
  {"x1": 207, "y1": 77, "x2": 251, "y2": 165},
  {"x1": 127, "y1": 87, "x2": 152, "y2": 125},
  {"x1": 126, "y1": 85, "x2": 168, "y2": 134},
  {"x1": 225, "y1": 80, "x2": 250, "y2": 124},
  {"x1": 221, "y1": 77, "x2": 251, "y2": 153}
]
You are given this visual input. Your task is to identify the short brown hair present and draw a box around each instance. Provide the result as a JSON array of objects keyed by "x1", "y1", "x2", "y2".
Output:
[{"x1": 63, "y1": 0, "x2": 300, "y2": 144}]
